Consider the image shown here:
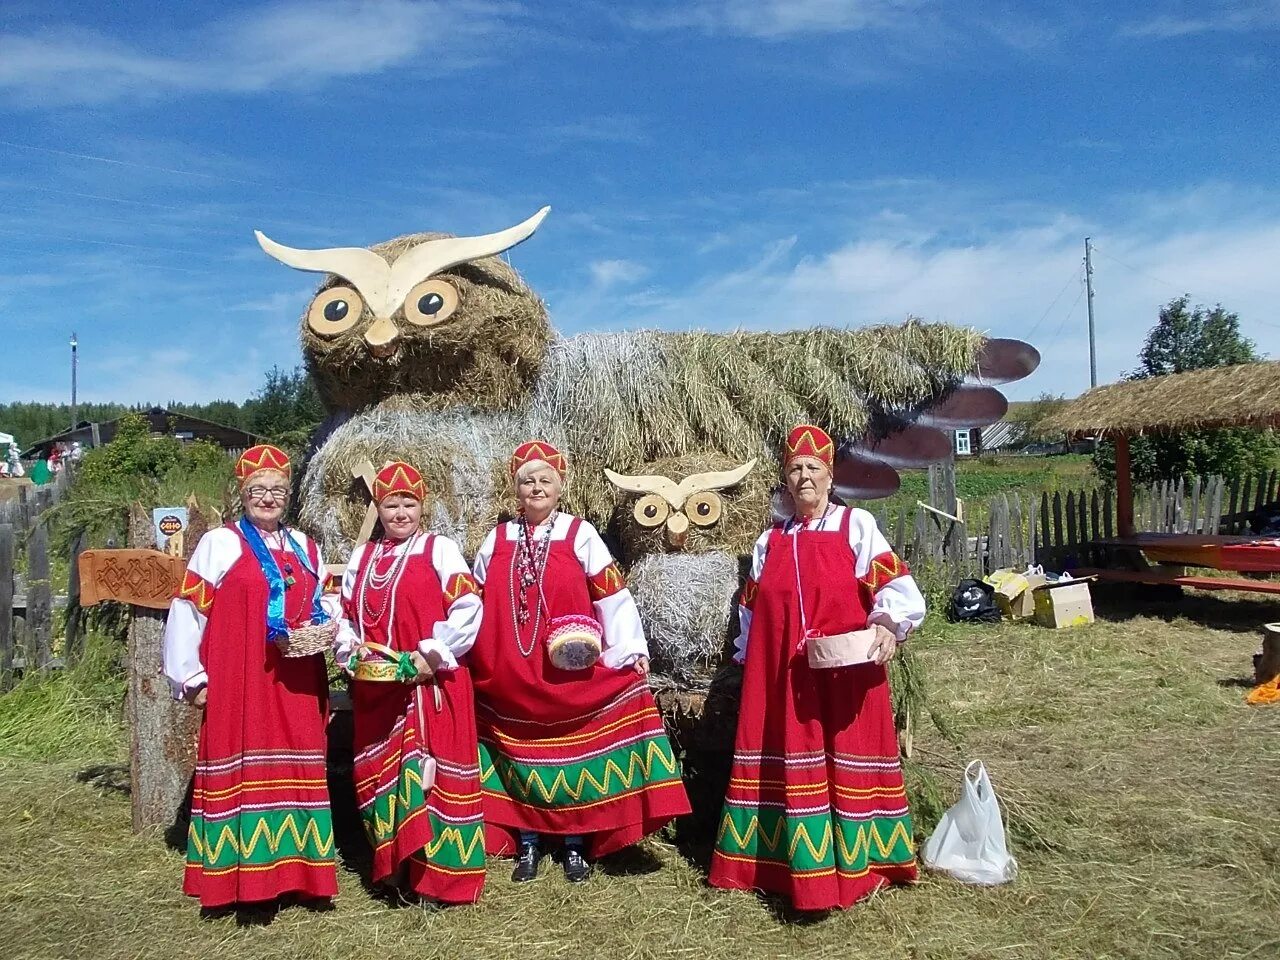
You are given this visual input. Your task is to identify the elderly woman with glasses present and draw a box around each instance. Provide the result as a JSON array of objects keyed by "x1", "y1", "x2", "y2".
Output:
[
  {"x1": 708, "y1": 426, "x2": 926, "y2": 912},
  {"x1": 162, "y1": 444, "x2": 338, "y2": 911},
  {"x1": 470, "y1": 441, "x2": 690, "y2": 884}
]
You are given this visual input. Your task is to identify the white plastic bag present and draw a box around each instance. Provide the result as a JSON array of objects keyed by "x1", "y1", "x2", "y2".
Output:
[{"x1": 922, "y1": 759, "x2": 1018, "y2": 885}]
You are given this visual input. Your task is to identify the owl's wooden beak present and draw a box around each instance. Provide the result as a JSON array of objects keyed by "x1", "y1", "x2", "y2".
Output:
[
  {"x1": 665, "y1": 512, "x2": 689, "y2": 549},
  {"x1": 364, "y1": 316, "x2": 400, "y2": 358}
]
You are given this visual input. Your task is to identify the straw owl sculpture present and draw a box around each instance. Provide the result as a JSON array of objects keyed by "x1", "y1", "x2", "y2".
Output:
[{"x1": 255, "y1": 205, "x2": 1039, "y2": 577}]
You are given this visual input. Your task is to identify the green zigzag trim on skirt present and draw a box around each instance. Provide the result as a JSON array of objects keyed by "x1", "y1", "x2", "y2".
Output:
[
  {"x1": 187, "y1": 808, "x2": 335, "y2": 870},
  {"x1": 419, "y1": 812, "x2": 486, "y2": 871},
  {"x1": 479, "y1": 735, "x2": 682, "y2": 809},
  {"x1": 361, "y1": 756, "x2": 428, "y2": 849},
  {"x1": 715, "y1": 806, "x2": 914, "y2": 873}
]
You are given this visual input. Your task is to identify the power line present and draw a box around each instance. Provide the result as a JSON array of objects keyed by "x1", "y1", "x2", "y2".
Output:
[
  {"x1": 1025, "y1": 264, "x2": 1083, "y2": 339},
  {"x1": 1045, "y1": 283, "x2": 1087, "y2": 344}
]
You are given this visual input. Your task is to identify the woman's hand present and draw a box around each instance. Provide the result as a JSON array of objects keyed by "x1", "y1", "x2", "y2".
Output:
[
  {"x1": 408, "y1": 651, "x2": 435, "y2": 684},
  {"x1": 633, "y1": 656, "x2": 651, "y2": 676},
  {"x1": 192, "y1": 687, "x2": 208, "y2": 708},
  {"x1": 869, "y1": 624, "x2": 899, "y2": 666}
]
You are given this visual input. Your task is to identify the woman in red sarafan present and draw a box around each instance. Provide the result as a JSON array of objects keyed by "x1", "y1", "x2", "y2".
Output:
[
  {"x1": 335, "y1": 461, "x2": 486, "y2": 904},
  {"x1": 162, "y1": 444, "x2": 339, "y2": 910},
  {"x1": 471, "y1": 441, "x2": 691, "y2": 884},
  {"x1": 709, "y1": 425, "x2": 926, "y2": 912}
]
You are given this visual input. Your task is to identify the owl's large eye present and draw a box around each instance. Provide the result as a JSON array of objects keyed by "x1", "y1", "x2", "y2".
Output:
[
  {"x1": 307, "y1": 286, "x2": 363, "y2": 337},
  {"x1": 404, "y1": 278, "x2": 460, "y2": 326},
  {"x1": 634, "y1": 495, "x2": 669, "y2": 528},
  {"x1": 685, "y1": 491, "x2": 723, "y2": 527}
]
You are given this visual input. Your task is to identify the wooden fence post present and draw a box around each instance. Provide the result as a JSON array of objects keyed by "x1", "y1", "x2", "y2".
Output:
[
  {"x1": 65, "y1": 532, "x2": 87, "y2": 663},
  {"x1": 25, "y1": 524, "x2": 52, "y2": 671},
  {"x1": 0, "y1": 523, "x2": 13, "y2": 680},
  {"x1": 127, "y1": 505, "x2": 201, "y2": 833}
]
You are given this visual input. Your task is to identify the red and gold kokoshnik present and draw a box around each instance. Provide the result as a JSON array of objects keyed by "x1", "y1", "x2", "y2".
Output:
[
  {"x1": 235, "y1": 444, "x2": 291, "y2": 485},
  {"x1": 509, "y1": 440, "x2": 567, "y2": 479},
  {"x1": 373, "y1": 461, "x2": 427, "y2": 502},
  {"x1": 784, "y1": 424, "x2": 835, "y2": 470}
]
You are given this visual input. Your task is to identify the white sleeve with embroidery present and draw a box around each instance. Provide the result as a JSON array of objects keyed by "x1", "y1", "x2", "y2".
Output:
[
  {"x1": 421, "y1": 535, "x2": 483, "y2": 670},
  {"x1": 733, "y1": 529, "x2": 772, "y2": 664},
  {"x1": 334, "y1": 543, "x2": 368, "y2": 664},
  {"x1": 472, "y1": 527, "x2": 499, "y2": 586},
  {"x1": 574, "y1": 520, "x2": 649, "y2": 670},
  {"x1": 848, "y1": 508, "x2": 926, "y2": 641},
  {"x1": 161, "y1": 528, "x2": 242, "y2": 700}
]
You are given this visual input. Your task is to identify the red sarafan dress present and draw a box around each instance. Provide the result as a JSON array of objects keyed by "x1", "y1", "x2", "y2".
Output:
[
  {"x1": 336, "y1": 533, "x2": 486, "y2": 904},
  {"x1": 709, "y1": 505, "x2": 925, "y2": 911},
  {"x1": 470, "y1": 514, "x2": 691, "y2": 857},
  {"x1": 162, "y1": 524, "x2": 338, "y2": 909}
]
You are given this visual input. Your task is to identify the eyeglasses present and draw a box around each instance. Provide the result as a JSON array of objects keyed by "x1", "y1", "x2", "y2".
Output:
[{"x1": 246, "y1": 485, "x2": 290, "y2": 502}]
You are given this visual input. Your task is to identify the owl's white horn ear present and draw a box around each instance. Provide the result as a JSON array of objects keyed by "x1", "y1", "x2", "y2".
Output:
[
  {"x1": 386, "y1": 206, "x2": 551, "y2": 305},
  {"x1": 604, "y1": 468, "x2": 683, "y2": 508},
  {"x1": 254, "y1": 231, "x2": 392, "y2": 309},
  {"x1": 678, "y1": 459, "x2": 758, "y2": 497}
]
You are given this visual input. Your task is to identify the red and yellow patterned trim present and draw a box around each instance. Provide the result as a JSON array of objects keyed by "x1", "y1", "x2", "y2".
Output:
[
  {"x1": 443, "y1": 572, "x2": 480, "y2": 607},
  {"x1": 510, "y1": 440, "x2": 566, "y2": 479},
  {"x1": 859, "y1": 551, "x2": 909, "y2": 594},
  {"x1": 587, "y1": 562, "x2": 626, "y2": 602},
  {"x1": 176, "y1": 569, "x2": 216, "y2": 615},
  {"x1": 784, "y1": 424, "x2": 835, "y2": 470},
  {"x1": 235, "y1": 444, "x2": 291, "y2": 484},
  {"x1": 373, "y1": 461, "x2": 427, "y2": 502},
  {"x1": 740, "y1": 577, "x2": 760, "y2": 611}
]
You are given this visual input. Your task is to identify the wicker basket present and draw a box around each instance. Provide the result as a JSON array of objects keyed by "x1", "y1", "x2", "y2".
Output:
[{"x1": 278, "y1": 621, "x2": 337, "y2": 658}]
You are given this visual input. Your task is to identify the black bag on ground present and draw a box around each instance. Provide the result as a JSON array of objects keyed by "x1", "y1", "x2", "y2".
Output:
[{"x1": 947, "y1": 578, "x2": 1002, "y2": 624}]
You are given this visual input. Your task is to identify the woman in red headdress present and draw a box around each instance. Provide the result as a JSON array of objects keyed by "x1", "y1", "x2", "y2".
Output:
[
  {"x1": 162, "y1": 444, "x2": 338, "y2": 910},
  {"x1": 470, "y1": 441, "x2": 691, "y2": 884},
  {"x1": 708, "y1": 425, "x2": 926, "y2": 912},
  {"x1": 336, "y1": 461, "x2": 486, "y2": 904}
]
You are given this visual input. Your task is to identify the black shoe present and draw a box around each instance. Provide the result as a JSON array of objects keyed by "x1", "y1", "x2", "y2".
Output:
[
  {"x1": 511, "y1": 842, "x2": 543, "y2": 882},
  {"x1": 563, "y1": 846, "x2": 592, "y2": 884}
]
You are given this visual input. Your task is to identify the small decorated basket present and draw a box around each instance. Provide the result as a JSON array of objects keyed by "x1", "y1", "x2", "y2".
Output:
[
  {"x1": 278, "y1": 621, "x2": 337, "y2": 658},
  {"x1": 352, "y1": 641, "x2": 413, "y2": 682},
  {"x1": 546, "y1": 614, "x2": 603, "y2": 671}
]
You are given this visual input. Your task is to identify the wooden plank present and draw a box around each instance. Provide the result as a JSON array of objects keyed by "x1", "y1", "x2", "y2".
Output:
[
  {"x1": 894, "y1": 509, "x2": 907, "y2": 558},
  {"x1": 1010, "y1": 493, "x2": 1025, "y2": 569},
  {"x1": 1077, "y1": 490, "x2": 1089, "y2": 561},
  {"x1": 1175, "y1": 478, "x2": 1187, "y2": 533},
  {"x1": 1103, "y1": 488, "x2": 1114, "y2": 540},
  {"x1": 26, "y1": 524, "x2": 52, "y2": 671},
  {"x1": 1088, "y1": 491, "x2": 1101, "y2": 566},
  {"x1": 1240, "y1": 475, "x2": 1254, "y2": 532},
  {"x1": 1073, "y1": 566, "x2": 1280, "y2": 596},
  {"x1": 1189, "y1": 476, "x2": 1202, "y2": 534},
  {"x1": 64, "y1": 532, "x2": 87, "y2": 663},
  {"x1": 1052, "y1": 492, "x2": 1064, "y2": 569},
  {"x1": 0, "y1": 523, "x2": 13, "y2": 677},
  {"x1": 1227, "y1": 477, "x2": 1241, "y2": 534},
  {"x1": 1209, "y1": 477, "x2": 1224, "y2": 535},
  {"x1": 1065, "y1": 491, "x2": 1078, "y2": 549},
  {"x1": 1040, "y1": 493, "x2": 1052, "y2": 568},
  {"x1": 912, "y1": 504, "x2": 926, "y2": 567},
  {"x1": 1254, "y1": 471, "x2": 1269, "y2": 515}
]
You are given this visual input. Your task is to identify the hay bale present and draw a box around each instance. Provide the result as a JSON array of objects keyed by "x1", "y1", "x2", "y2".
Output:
[
  {"x1": 630, "y1": 551, "x2": 740, "y2": 686},
  {"x1": 303, "y1": 232, "x2": 552, "y2": 414}
]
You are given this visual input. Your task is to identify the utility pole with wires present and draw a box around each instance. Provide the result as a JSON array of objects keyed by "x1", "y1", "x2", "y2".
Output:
[
  {"x1": 70, "y1": 331, "x2": 78, "y2": 430},
  {"x1": 1084, "y1": 238, "x2": 1097, "y2": 389}
]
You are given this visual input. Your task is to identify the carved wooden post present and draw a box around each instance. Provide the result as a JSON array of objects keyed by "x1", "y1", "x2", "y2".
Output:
[{"x1": 126, "y1": 504, "x2": 201, "y2": 833}]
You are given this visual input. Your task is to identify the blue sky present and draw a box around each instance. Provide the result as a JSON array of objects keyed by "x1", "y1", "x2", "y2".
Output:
[{"x1": 3, "y1": 0, "x2": 1279, "y2": 409}]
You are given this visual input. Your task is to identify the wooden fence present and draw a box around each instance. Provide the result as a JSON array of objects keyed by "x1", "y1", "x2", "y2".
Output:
[
  {"x1": 871, "y1": 468, "x2": 1280, "y2": 582},
  {"x1": 0, "y1": 468, "x2": 74, "y2": 677}
]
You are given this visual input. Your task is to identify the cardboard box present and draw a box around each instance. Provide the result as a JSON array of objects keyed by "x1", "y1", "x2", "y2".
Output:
[
  {"x1": 1033, "y1": 578, "x2": 1095, "y2": 629},
  {"x1": 986, "y1": 569, "x2": 1047, "y2": 620}
]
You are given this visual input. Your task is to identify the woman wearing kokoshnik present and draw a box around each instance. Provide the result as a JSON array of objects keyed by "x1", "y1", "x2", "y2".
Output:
[
  {"x1": 335, "y1": 461, "x2": 487, "y2": 905},
  {"x1": 471, "y1": 441, "x2": 691, "y2": 884},
  {"x1": 708, "y1": 425, "x2": 926, "y2": 912},
  {"x1": 162, "y1": 444, "x2": 339, "y2": 910}
]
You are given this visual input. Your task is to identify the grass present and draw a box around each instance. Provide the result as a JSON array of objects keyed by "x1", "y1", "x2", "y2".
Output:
[{"x1": 1, "y1": 593, "x2": 1278, "y2": 959}]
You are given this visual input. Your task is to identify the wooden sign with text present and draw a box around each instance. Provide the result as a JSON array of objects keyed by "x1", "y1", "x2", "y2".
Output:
[{"x1": 78, "y1": 549, "x2": 186, "y2": 610}]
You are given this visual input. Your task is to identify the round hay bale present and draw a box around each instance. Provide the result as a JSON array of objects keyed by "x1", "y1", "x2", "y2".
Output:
[{"x1": 629, "y1": 550, "x2": 740, "y2": 686}]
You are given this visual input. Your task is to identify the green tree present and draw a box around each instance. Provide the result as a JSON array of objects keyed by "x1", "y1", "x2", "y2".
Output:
[
  {"x1": 1095, "y1": 296, "x2": 1278, "y2": 483},
  {"x1": 1008, "y1": 393, "x2": 1068, "y2": 443},
  {"x1": 242, "y1": 365, "x2": 325, "y2": 452}
]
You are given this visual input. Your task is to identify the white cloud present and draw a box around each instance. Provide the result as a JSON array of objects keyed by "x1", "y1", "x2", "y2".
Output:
[
  {"x1": 632, "y1": 0, "x2": 923, "y2": 38},
  {"x1": 1120, "y1": 2, "x2": 1280, "y2": 39},
  {"x1": 589, "y1": 259, "x2": 649, "y2": 288},
  {"x1": 0, "y1": 0, "x2": 522, "y2": 107},
  {"x1": 581, "y1": 186, "x2": 1280, "y2": 401}
]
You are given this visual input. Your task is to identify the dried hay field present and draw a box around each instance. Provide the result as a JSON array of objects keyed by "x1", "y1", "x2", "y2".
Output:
[{"x1": 1, "y1": 587, "x2": 1277, "y2": 960}]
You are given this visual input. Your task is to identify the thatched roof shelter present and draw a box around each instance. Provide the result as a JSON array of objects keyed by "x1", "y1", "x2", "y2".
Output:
[{"x1": 1045, "y1": 362, "x2": 1280, "y2": 438}]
